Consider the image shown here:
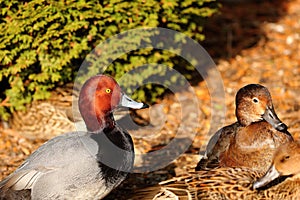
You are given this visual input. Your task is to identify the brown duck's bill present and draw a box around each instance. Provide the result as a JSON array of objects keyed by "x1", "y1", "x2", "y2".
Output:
[
  {"x1": 253, "y1": 165, "x2": 280, "y2": 189},
  {"x1": 262, "y1": 106, "x2": 287, "y2": 132},
  {"x1": 120, "y1": 93, "x2": 149, "y2": 109}
]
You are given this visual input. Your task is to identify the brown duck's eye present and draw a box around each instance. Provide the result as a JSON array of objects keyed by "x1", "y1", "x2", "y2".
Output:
[
  {"x1": 105, "y1": 88, "x2": 111, "y2": 93},
  {"x1": 280, "y1": 155, "x2": 290, "y2": 163},
  {"x1": 284, "y1": 155, "x2": 290, "y2": 160},
  {"x1": 252, "y1": 97, "x2": 259, "y2": 104}
]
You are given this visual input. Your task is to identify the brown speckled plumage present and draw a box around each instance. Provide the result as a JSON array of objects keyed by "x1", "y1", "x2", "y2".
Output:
[
  {"x1": 133, "y1": 141, "x2": 300, "y2": 200},
  {"x1": 196, "y1": 84, "x2": 293, "y2": 173}
]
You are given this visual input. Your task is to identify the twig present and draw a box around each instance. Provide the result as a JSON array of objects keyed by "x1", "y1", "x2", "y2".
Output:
[{"x1": 0, "y1": 97, "x2": 11, "y2": 107}]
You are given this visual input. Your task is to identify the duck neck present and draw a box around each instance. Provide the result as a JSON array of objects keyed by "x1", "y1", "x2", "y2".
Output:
[
  {"x1": 236, "y1": 107, "x2": 252, "y2": 127},
  {"x1": 86, "y1": 112, "x2": 116, "y2": 133}
]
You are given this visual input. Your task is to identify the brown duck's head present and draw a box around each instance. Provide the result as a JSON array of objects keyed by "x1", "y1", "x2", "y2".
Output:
[
  {"x1": 235, "y1": 84, "x2": 287, "y2": 132},
  {"x1": 253, "y1": 141, "x2": 300, "y2": 189}
]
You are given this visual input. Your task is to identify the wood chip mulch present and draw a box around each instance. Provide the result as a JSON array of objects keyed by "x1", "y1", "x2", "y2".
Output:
[{"x1": 0, "y1": 0, "x2": 300, "y2": 199}]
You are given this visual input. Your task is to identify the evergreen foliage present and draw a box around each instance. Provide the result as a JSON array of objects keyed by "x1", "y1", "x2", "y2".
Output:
[{"x1": 0, "y1": 0, "x2": 219, "y2": 119}]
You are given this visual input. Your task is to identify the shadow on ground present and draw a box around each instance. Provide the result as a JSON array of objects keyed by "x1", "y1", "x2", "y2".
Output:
[{"x1": 202, "y1": 0, "x2": 289, "y2": 60}]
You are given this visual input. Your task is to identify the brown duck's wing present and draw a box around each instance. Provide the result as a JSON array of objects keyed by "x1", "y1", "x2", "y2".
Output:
[
  {"x1": 131, "y1": 186, "x2": 183, "y2": 200},
  {"x1": 195, "y1": 157, "x2": 219, "y2": 170},
  {"x1": 194, "y1": 168, "x2": 262, "y2": 199},
  {"x1": 195, "y1": 122, "x2": 240, "y2": 170},
  {"x1": 133, "y1": 168, "x2": 262, "y2": 200},
  {"x1": 131, "y1": 174, "x2": 197, "y2": 200}
]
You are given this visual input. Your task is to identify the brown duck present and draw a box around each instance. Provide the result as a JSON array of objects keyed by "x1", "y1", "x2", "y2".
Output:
[
  {"x1": 132, "y1": 140, "x2": 300, "y2": 200},
  {"x1": 196, "y1": 84, "x2": 293, "y2": 173}
]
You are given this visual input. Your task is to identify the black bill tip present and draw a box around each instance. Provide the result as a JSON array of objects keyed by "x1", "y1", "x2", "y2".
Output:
[
  {"x1": 275, "y1": 122, "x2": 288, "y2": 132},
  {"x1": 141, "y1": 103, "x2": 149, "y2": 109}
]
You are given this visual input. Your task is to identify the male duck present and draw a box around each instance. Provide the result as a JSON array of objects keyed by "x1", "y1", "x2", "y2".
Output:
[
  {"x1": 8, "y1": 82, "x2": 128, "y2": 140},
  {"x1": 133, "y1": 140, "x2": 300, "y2": 200},
  {"x1": 196, "y1": 84, "x2": 293, "y2": 172},
  {"x1": 0, "y1": 75, "x2": 148, "y2": 199}
]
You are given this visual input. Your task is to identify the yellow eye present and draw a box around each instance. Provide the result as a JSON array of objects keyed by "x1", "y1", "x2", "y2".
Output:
[{"x1": 105, "y1": 88, "x2": 111, "y2": 93}]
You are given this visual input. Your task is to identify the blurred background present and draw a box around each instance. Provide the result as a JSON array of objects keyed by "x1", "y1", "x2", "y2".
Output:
[{"x1": 0, "y1": 0, "x2": 300, "y2": 199}]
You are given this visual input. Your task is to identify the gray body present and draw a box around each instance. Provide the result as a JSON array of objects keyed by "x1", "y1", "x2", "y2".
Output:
[{"x1": 0, "y1": 128, "x2": 134, "y2": 200}]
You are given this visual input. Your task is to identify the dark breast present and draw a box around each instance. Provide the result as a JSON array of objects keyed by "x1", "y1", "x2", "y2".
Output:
[{"x1": 91, "y1": 126, "x2": 134, "y2": 186}]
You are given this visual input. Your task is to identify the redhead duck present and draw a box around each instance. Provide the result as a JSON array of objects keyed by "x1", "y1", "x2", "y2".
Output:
[
  {"x1": 196, "y1": 84, "x2": 293, "y2": 172},
  {"x1": 0, "y1": 75, "x2": 148, "y2": 199},
  {"x1": 7, "y1": 82, "x2": 130, "y2": 140},
  {"x1": 131, "y1": 141, "x2": 300, "y2": 200}
]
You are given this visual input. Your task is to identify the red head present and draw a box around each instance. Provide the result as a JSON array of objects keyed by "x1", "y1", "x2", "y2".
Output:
[{"x1": 78, "y1": 75, "x2": 148, "y2": 132}]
